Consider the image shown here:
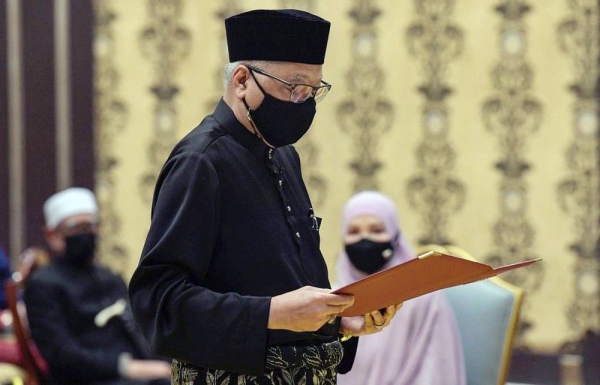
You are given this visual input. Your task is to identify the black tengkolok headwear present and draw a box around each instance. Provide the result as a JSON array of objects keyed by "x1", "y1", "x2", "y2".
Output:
[{"x1": 225, "y1": 9, "x2": 330, "y2": 64}]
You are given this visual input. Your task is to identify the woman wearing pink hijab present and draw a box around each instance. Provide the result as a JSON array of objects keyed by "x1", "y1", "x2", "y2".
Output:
[{"x1": 336, "y1": 191, "x2": 466, "y2": 385}]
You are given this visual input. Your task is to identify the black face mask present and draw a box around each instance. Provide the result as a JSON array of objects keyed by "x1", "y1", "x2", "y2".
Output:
[
  {"x1": 64, "y1": 233, "x2": 96, "y2": 268},
  {"x1": 345, "y1": 239, "x2": 394, "y2": 275},
  {"x1": 243, "y1": 69, "x2": 316, "y2": 147}
]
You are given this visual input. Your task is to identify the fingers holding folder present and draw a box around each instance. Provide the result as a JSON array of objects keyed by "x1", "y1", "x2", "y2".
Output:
[{"x1": 340, "y1": 302, "x2": 403, "y2": 336}]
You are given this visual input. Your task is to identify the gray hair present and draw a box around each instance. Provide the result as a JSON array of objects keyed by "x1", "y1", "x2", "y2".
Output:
[{"x1": 223, "y1": 60, "x2": 276, "y2": 89}]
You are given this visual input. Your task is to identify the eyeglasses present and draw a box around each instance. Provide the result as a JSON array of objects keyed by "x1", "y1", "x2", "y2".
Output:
[
  {"x1": 58, "y1": 219, "x2": 98, "y2": 237},
  {"x1": 246, "y1": 65, "x2": 331, "y2": 103}
]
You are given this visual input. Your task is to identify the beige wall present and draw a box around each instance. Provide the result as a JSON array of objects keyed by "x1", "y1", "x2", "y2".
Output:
[{"x1": 94, "y1": 0, "x2": 599, "y2": 352}]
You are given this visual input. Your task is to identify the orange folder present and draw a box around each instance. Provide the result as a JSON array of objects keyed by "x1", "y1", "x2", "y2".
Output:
[{"x1": 333, "y1": 251, "x2": 540, "y2": 317}]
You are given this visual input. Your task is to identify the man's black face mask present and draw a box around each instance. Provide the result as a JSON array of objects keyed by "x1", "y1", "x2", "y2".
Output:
[
  {"x1": 243, "y1": 67, "x2": 316, "y2": 147},
  {"x1": 64, "y1": 232, "x2": 96, "y2": 268}
]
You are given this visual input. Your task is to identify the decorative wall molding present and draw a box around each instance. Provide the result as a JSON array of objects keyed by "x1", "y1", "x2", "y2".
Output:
[
  {"x1": 482, "y1": 0, "x2": 544, "y2": 343},
  {"x1": 405, "y1": 0, "x2": 465, "y2": 245},
  {"x1": 138, "y1": 0, "x2": 191, "y2": 203},
  {"x1": 338, "y1": 0, "x2": 394, "y2": 192},
  {"x1": 557, "y1": 0, "x2": 600, "y2": 334},
  {"x1": 93, "y1": 0, "x2": 129, "y2": 268},
  {"x1": 6, "y1": 0, "x2": 25, "y2": 258},
  {"x1": 54, "y1": 0, "x2": 73, "y2": 190}
]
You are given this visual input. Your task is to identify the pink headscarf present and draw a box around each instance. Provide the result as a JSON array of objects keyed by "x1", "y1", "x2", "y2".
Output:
[{"x1": 336, "y1": 191, "x2": 466, "y2": 385}]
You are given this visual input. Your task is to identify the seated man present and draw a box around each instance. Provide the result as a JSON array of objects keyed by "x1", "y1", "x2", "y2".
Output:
[{"x1": 24, "y1": 187, "x2": 171, "y2": 385}]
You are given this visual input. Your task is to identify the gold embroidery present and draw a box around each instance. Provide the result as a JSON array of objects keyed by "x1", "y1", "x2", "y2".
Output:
[
  {"x1": 206, "y1": 369, "x2": 231, "y2": 385},
  {"x1": 174, "y1": 341, "x2": 341, "y2": 384},
  {"x1": 172, "y1": 359, "x2": 198, "y2": 385}
]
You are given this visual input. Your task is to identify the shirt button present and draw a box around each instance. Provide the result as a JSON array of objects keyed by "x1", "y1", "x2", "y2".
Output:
[
  {"x1": 279, "y1": 180, "x2": 283, "y2": 187},
  {"x1": 295, "y1": 232, "x2": 300, "y2": 238},
  {"x1": 287, "y1": 206, "x2": 291, "y2": 212},
  {"x1": 268, "y1": 149, "x2": 273, "y2": 159}
]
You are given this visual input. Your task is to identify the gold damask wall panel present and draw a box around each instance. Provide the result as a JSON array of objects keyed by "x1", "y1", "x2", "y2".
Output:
[
  {"x1": 524, "y1": 0, "x2": 575, "y2": 348},
  {"x1": 95, "y1": 0, "x2": 151, "y2": 277},
  {"x1": 95, "y1": 0, "x2": 591, "y2": 351}
]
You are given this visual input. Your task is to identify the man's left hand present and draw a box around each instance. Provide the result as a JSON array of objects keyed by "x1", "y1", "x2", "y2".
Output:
[{"x1": 339, "y1": 303, "x2": 403, "y2": 336}]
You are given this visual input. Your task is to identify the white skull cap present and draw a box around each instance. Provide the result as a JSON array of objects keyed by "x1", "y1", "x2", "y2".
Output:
[{"x1": 43, "y1": 187, "x2": 98, "y2": 230}]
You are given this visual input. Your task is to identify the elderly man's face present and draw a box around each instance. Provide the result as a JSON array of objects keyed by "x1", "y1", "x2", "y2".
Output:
[
  {"x1": 244, "y1": 62, "x2": 324, "y2": 108},
  {"x1": 45, "y1": 213, "x2": 98, "y2": 255}
]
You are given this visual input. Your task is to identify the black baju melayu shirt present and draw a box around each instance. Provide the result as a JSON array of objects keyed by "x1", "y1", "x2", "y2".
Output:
[
  {"x1": 129, "y1": 99, "x2": 337, "y2": 376},
  {"x1": 25, "y1": 261, "x2": 157, "y2": 385}
]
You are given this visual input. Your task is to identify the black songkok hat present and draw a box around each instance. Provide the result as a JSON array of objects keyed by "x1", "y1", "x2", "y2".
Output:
[{"x1": 225, "y1": 9, "x2": 330, "y2": 65}]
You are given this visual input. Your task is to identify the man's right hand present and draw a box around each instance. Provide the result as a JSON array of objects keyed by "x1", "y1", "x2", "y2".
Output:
[
  {"x1": 268, "y1": 286, "x2": 354, "y2": 332},
  {"x1": 124, "y1": 359, "x2": 171, "y2": 380}
]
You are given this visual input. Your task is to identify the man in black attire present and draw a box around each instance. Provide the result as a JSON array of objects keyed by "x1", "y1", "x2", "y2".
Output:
[
  {"x1": 128, "y1": 9, "x2": 400, "y2": 385},
  {"x1": 25, "y1": 188, "x2": 171, "y2": 385}
]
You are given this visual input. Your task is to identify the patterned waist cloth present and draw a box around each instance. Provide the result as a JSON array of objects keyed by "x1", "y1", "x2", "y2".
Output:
[{"x1": 172, "y1": 339, "x2": 344, "y2": 385}]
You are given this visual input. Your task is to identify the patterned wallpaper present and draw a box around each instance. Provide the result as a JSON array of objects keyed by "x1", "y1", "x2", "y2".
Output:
[
  {"x1": 556, "y1": 0, "x2": 600, "y2": 337},
  {"x1": 405, "y1": 0, "x2": 466, "y2": 246},
  {"x1": 93, "y1": 0, "x2": 599, "y2": 351},
  {"x1": 94, "y1": 0, "x2": 129, "y2": 270},
  {"x1": 482, "y1": 0, "x2": 544, "y2": 342},
  {"x1": 138, "y1": 0, "x2": 191, "y2": 204},
  {"x1": 338, "y1": 0, "x2": 394, "y2": 192}
]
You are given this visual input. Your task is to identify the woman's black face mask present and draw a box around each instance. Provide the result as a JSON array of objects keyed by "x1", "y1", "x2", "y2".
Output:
[
  {"x1": 242, "y1": 67, "x2": 316, "y2": 147},
  {"x1": 345, "y1": 239, "x2": 394, "y2": 275}
]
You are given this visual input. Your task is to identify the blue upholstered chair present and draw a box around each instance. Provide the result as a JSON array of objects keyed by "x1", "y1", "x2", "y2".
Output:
[{"x1": 418, "y1": 245, "x2": 524, "y2": 385}]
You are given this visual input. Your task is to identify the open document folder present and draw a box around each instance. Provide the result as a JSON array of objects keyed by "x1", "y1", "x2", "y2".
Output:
[{"x1": 333, "y1": 251, "x2": 540, "y2": 317}]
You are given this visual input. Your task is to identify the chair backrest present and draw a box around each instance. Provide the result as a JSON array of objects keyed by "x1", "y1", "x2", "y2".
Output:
[
  {"x1": 417, "y1": 244, "x2": 524, "y2": 385},
  {"x1": 5, "y1": 247, "x2": 49, "y2": 385}
]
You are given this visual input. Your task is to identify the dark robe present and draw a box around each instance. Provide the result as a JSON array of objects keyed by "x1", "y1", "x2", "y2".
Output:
[
  {"x1": 25, "y1": 260, "x2": 164, "y2": 385},
  {"x1": 129, "y1": 99, "x2": 356, "y2": 376}
]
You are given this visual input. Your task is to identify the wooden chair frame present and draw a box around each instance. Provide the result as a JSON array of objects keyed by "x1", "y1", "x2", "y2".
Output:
[{"x1": 5, "y1": 248, "x2": 48, "y2": 385}]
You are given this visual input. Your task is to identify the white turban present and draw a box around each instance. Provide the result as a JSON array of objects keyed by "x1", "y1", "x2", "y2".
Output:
[{"x1": 43, "y1": 187, "x2": 98, "y2": 230}]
